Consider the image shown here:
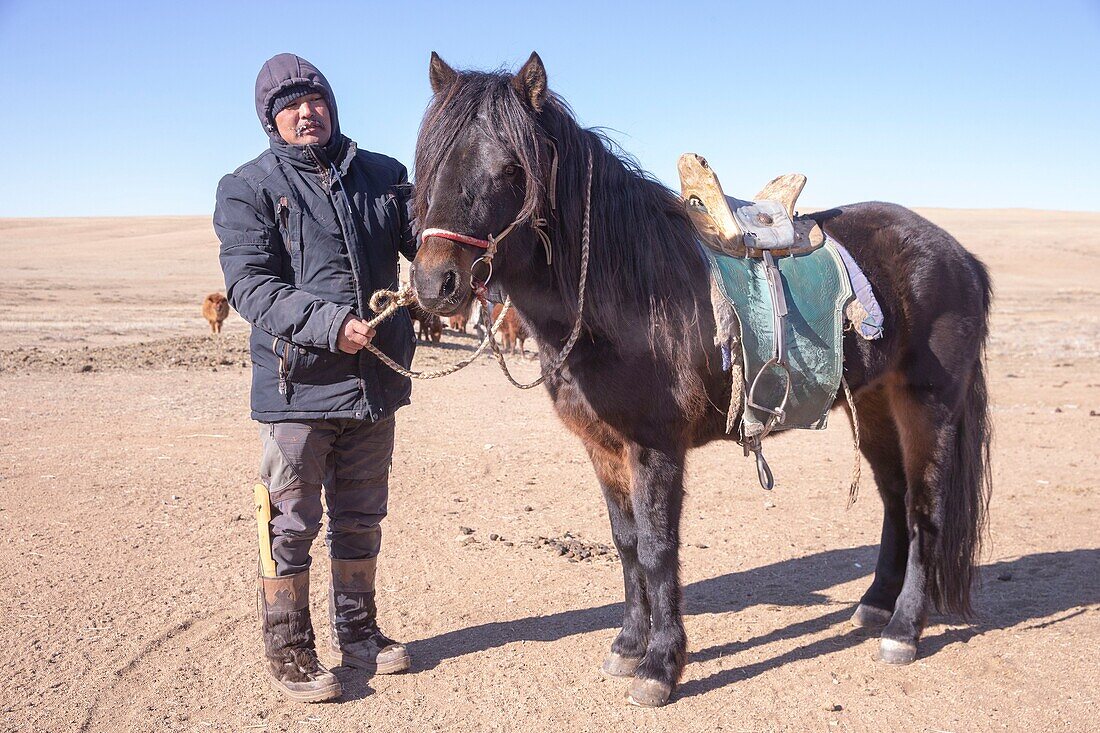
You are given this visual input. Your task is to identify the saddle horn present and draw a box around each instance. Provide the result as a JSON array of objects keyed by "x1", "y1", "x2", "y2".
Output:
[
  {"x1": 754, "y1": 174, "x2": 807, "y2": 220},
  {"x1": 677, "y1": 153, "x2": 742, "y2": 242}
]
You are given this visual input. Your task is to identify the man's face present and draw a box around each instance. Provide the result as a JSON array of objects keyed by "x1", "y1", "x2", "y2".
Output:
[{"x1": 274, "y1": 92, "x2": 331, "y2": 146}]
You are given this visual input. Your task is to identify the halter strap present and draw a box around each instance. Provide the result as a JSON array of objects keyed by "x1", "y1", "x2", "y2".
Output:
[{"x1": 420, "y1": 228, "x2": 492, "y2": 249}]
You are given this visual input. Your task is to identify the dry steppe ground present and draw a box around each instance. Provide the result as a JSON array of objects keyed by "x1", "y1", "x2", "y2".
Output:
[{"x1": 0, "y1": 209, "x2": 1097, "y2": 732}]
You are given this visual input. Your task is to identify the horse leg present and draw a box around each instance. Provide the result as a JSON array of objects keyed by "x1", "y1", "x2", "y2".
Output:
[
  {"x1": 625, "y1": 443, "x2": 686, "y2": 707},
  {"x1": 848, "y1": 386, "x2": 908, "y2": 630},
  {"x1": 877, "y1": 381, "x2": 958, "y2": 664},
  {"x1": 585, "y1": 441, "x2": 649, "y2": 677}
]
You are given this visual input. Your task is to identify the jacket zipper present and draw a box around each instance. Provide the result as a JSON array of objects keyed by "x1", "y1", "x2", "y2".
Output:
[
  {"x1": 275, "y1": 196, "x2": 304, "y2": 273},
  {"x1": 273, "y1": 337, "x2": 291, "y2": 401},
  {"x1": 306, "y1": 145, "x2": 370, "y2": 417},
  {"x1": 276, "y1": 196, "x2": 289, "y2": 228}
]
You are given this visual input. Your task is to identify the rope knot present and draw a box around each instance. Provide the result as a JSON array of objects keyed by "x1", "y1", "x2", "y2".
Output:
[
  {"x1": 368, "y1": 291, "x2": 396, "y2": 314},
  {"x1": 369, "y1": 285, "x2": 415, "y2": 315}
]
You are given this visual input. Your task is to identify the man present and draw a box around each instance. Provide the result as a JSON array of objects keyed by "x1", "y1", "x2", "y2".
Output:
[{"x1": 214, "y1": 53, "x2": 417, "y2": 702}]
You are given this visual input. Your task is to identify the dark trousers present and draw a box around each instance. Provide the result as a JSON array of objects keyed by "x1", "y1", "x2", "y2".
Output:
[{"x1": 258, "y1": 417, "x2": 395, "y2": 576}]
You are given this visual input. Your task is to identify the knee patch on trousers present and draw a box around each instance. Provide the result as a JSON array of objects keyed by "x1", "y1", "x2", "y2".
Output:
[{"x1": 259, "y1": 422, "x2": 330, "y2": 493}]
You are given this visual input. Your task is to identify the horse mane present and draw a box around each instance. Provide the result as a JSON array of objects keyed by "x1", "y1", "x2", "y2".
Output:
[{"x1": 414, "y1": 70, "x2": 707, "y2": 344}]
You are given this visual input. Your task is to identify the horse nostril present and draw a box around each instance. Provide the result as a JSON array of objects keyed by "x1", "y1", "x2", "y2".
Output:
[{"x1": 440, "y1": 269, "x2": 458, "y2": 299}]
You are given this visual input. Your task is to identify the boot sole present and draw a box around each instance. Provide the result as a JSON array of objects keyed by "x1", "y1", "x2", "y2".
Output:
[
  {"x1": 266, "y1": 669, "x2": 342, "y2": 703},
  {"x1": 327, "y1": 647, "x2": 411, "y2": 675}
]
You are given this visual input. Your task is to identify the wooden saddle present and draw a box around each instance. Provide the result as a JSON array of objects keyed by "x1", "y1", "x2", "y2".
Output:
[{"x1": 678, "y1": 153, "x2": 824, "y2": 257}]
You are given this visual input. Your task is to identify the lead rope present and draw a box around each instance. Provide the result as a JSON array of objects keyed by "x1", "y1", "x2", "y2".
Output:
[
  {"x1": 841, "y1": 374, "x2": 862, "y2": 506},
  {"x1": 358, "y1": 287, "x2": 513, "y2": 380}
]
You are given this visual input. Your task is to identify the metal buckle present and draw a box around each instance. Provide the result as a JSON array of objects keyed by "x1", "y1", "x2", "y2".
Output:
[{"x1": 471, "y1": 254, "x2": 494, "y2": 290}]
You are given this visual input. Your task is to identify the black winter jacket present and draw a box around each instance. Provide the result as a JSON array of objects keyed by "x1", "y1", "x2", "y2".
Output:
[{"x1": 214, "y1": 54, "x2": 416, "y2": 422}]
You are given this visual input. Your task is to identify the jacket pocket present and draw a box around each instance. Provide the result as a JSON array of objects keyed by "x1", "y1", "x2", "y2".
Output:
[
  {"x1": 274, "y1": 336, "x2": 351, "y2": 392},
  {"x1": 275, "y1": 196, "x2": 304, "y2": 278}
]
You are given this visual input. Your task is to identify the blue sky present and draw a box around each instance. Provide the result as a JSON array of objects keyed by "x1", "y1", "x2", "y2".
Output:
[{"x1": 3, "y1": 0, "x2": 1098, "y2": 216}]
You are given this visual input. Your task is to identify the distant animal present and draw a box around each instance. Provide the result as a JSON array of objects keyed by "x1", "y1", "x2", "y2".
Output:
[
  {"x1": 447, "y1": 301, "x2": 474, "y2": 333},
  {"x1": 471, "y1": 300, "x2": 489, "y2": 339},
  {"x1": 492, "y1": 303, "x2": 529, "y2": 357},
  {"x1": 202, "y1": 292, "x2": 230, "y2": 334},
  {"x1": 406, "y1": 300, "x2": 443, "y2": 343}
]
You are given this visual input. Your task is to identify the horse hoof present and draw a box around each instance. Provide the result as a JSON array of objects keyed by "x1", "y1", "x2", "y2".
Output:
[
  {"x1": 601, "y1": 653, "x2": 642, "y2": 678},
  {"x1": 878, "y1": 638, "x2": 918, "y2": 665},
  {"x1": 626, "y1": 678, "x2": 673, "y2": 708},
  {"x1": 850, "y1": 604, "x2": 892, "y2": 629}
]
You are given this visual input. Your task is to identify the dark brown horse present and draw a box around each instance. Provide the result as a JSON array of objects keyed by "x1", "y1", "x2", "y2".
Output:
[{"x1": 410, "y1": 52, "x2": 992, "y2": 707}]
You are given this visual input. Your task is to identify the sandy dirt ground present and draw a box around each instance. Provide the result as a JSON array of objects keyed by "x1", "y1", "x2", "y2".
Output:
[{"x1": 0, "y1": 209, "x2": 1097, "y2": 732}]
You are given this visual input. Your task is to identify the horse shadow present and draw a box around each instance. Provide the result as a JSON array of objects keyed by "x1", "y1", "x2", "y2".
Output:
[{"x1": 406, "y1": 545, "x2": 1099, "y2": 701}]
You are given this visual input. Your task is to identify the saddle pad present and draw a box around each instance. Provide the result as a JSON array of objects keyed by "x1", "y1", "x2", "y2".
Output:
[
  {"x1": 833, "y1": 241, "x2": 885, "y2": 340},
  {"x1": 707, "y1": 240, "x2": 852, "y2": 437}
]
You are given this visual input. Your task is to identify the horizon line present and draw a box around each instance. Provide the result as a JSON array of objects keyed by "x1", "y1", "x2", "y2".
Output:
[{"x1": 3, "y1": 204, "x2": 1100, "y2": 221}]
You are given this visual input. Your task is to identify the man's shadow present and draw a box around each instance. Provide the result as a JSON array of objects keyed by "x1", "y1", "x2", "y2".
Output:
[{"x1": 402, "y1": 545, "x2": 1098, "y2": 702}]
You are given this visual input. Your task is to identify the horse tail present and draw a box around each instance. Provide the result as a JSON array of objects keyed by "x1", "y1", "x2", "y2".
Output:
[{"x1": 930, "y1": 265, "x2": 993, "y2": 617}]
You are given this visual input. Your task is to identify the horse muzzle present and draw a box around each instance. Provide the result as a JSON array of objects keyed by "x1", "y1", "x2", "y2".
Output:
[{"x1": 411, "y1": 235, "x2": 476, "y2": 315}]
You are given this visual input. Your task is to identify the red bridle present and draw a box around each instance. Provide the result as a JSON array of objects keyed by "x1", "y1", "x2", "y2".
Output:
[
  {"x1": 419, "y1": 227, "x2": 492, "y2": 250},
  {"x1": 419, "y1": 223, "x2": 514, "y2": 295}
]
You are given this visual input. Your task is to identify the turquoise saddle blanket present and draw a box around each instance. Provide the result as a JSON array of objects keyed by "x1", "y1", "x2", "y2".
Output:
[{"x1": 706, "y1": 240, "x2": 852, "y2": 438}]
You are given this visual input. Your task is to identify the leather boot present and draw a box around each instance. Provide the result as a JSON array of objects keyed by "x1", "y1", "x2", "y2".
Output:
[
  {"x1": 259, "y1": 571, "x2": 342, "y2": 702},
  {"x1": 327, "y1": 557, "x2": 410, "y2": 674}
]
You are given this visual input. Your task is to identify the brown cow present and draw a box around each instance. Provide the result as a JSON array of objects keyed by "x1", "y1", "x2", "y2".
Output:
[
  {"x1": 491, "y1": 303, "x2": 529, "y2": 357},
  {"x1": 202, "y1": 292, "x2": 230, "y2": 334},
  {"x1": 447, "y1": 300, "x2": 474, "y2": 334}
]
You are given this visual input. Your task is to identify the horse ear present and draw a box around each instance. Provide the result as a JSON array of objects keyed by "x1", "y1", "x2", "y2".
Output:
[
  {"x1": 512, "y1": 52, "x2": 547, "y2": 111},
  {"x1": 429, "y1": 52, "x2": 458, "y2": 94}
]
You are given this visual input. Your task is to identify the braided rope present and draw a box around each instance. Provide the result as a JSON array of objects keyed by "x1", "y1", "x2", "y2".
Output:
[
  {"x1": 841, "y1": 375, "x2": 862, "y2": 506},
  {"x1": 725, "y1": 358, "x2": 744, "y2": 436},
  {"x1": 487, "y1": 155, "x2": 593, "y2": 389}
]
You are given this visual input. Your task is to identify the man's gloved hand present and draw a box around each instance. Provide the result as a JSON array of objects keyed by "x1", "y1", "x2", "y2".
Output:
[{"x1": 337, "y1": 314, "x2": 376, "y2": 354}]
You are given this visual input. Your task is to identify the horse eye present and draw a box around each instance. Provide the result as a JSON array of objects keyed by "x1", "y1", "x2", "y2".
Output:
[{"x1": 503, "y1": 164, "x2": 518, "y2": 176}]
